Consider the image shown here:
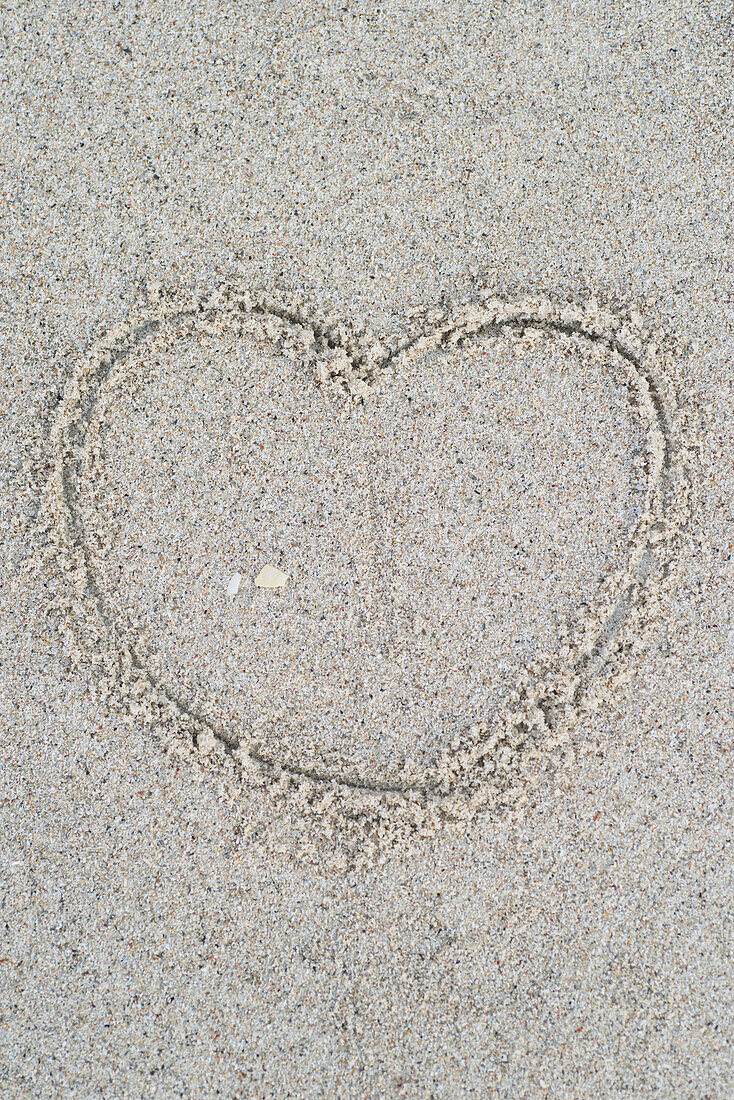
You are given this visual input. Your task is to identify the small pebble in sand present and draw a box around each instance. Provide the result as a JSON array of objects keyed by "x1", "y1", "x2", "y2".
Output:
[
  {"x1": 255, "y1": 565, "x2": 289, "y2": 589},
  {"x1": 226, "y1": 573, "x2": 242, "y2": 596}
]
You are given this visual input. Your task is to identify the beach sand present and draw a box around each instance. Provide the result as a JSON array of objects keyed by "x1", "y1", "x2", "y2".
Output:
[{"x1": 2, "y1": 2, "x2": 733, "y2": 1096}]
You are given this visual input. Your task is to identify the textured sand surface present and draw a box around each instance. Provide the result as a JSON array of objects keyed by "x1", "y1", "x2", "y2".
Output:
[
  {"x1": 2, "y1": 2, "x2": 734, "y2": 1097},
  {"x1": 86, "y1": 324, "x2": 645, "y2": 777}
]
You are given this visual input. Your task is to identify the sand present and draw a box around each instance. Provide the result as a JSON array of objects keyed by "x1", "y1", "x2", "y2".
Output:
[{"x1": 2, "y1": 2, "x2": 733, "y2": 1096}]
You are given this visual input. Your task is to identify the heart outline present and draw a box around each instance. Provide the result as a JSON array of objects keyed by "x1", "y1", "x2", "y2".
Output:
[{"x1": 41, "y1": 283, "x2": 693, "y2": 857}]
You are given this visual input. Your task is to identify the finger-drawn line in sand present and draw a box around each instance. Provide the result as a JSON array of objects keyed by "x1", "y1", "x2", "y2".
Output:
[{"x1": 40, "y1": 284, "x2": 694, "y2": 862}]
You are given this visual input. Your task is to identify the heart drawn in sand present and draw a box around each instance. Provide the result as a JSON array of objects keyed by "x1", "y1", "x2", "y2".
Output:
[{"x1": 43, "y1": 284, "x2": 691, "y2": 858}]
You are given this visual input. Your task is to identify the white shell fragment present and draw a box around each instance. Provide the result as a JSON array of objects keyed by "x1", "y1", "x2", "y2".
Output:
[
  {"x1": 226, "y1": 572, "x2": 242, "y2": 596},
  {"x1": 255, "y1": 564, "x2": 288, "y2": 589}
]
